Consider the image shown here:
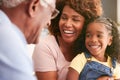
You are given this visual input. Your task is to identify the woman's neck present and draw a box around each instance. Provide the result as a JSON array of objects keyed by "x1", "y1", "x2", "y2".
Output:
[{"x1": 57, "y1": 36, "x2": 75, "y2": 61}]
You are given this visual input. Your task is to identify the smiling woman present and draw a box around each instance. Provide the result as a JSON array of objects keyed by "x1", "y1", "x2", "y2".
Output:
[
  {"x1": 58, "y1": 5, "x2": 85, "y2": 44},
  {"x1": 32, "y1": 0, "x2": 103, "y2": 80}
]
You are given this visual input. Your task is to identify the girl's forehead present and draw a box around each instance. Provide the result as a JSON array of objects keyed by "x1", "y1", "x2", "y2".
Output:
[
  {"x1": 88, "y1": 20, "x2": 112, "y2": 30},
  {"x1": 87, "y1": 22, "x2": 108, "y2": 30},
  {"x1": 87, "y1": 22, "x2": 112, "y2": 35}
]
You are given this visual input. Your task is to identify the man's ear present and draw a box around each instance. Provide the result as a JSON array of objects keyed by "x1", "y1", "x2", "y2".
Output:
[{"x1": 28, "y1": 0, "x2": 40, "y2": 17}]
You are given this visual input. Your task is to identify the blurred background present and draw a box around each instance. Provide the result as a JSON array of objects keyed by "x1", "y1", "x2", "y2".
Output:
[{"x1": 102, "y1": 0, "x2": 120, "y2": 24}]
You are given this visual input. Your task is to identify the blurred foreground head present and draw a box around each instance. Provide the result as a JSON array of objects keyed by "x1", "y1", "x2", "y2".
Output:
[{"x1": 0, "y1": 0, "x2": 57, "y2": 44}]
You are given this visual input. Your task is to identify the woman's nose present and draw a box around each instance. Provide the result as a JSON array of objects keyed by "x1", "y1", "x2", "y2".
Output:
[{"x1": 65, "y1": 19, "x2": 72, "y2": 27}]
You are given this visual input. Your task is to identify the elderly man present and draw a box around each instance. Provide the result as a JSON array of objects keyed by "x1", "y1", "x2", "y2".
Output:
[{"x1": 0, "y1": 0, "x2": 59, "y2": 80}]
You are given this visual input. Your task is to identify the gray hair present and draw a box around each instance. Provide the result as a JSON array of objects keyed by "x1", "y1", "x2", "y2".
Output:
[{"x1": 0, "y1": 0, "x2": 27, "y2": 8}]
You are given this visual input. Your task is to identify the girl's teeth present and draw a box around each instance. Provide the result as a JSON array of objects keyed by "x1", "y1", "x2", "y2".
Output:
[{"x1": 91, "y1": 46, "x2": 99, "y2": 49}]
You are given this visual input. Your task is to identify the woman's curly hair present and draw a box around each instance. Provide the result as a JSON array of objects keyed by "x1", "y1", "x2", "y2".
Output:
[{"x1": 48, "y1": 0, "x2": 103, "y2": 36}]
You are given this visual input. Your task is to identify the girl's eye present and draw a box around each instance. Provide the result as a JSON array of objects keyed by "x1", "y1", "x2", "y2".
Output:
[{"x1": 97, "y1": 34, "x2": 103, "y2": 38}]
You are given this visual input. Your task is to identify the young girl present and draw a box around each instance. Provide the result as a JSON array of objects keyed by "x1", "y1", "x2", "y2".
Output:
[{"x1": 66, "y1": 17, "x2": 120, "y2": 80}]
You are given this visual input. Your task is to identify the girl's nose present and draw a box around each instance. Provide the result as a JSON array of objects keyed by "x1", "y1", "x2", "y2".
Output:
[{"x1": 91, "y1": 36, "x2": 98, "y2": 42}]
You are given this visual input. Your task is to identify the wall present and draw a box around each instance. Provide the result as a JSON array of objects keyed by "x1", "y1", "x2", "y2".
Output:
[
  {"x1": 117, "y1": 0, "x2": 120, "y2": 24},
  {"x1": 102, "y1": 0, "x2": 117, "y2": 22}
]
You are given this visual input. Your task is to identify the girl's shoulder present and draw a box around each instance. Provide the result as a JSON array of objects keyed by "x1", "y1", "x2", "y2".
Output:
[{"x1": 70, "y1": 52, "x2": 87, "y2": 73}]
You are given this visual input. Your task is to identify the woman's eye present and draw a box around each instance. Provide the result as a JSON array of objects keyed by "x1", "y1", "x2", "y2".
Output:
[
  {"x1": 60, "y1": 15, "x2": 67, "y2": 20},
  {"x1": 86, "y1": 33, "x2": 91, "y2": 38},
  {"x1": 73, "y1": 18, "x2": 80, "y2": 22}
]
